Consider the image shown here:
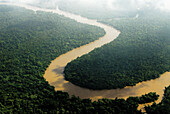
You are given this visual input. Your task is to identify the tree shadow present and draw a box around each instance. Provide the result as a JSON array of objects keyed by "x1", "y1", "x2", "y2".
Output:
[{"x1": 52, "y1": 65, "x2": 64, "y2": 75}]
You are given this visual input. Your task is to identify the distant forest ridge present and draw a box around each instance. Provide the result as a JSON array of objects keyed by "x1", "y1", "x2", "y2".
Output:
[
  {"x1": 0, "y1": 2, "x2": 170, "y2": 113},
  {"x1": 64, "y1": 9, "x2": 170, "y2": 89}
]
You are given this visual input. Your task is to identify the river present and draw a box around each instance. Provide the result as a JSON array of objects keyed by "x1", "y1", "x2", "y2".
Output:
[{"x1": 1, "y1": 2, "x2": 170, "y2": 108}]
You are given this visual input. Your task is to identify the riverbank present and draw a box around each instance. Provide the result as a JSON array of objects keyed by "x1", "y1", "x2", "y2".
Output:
[{"x1": 1, "y1": 2, "x2": 169, "y2": 108}]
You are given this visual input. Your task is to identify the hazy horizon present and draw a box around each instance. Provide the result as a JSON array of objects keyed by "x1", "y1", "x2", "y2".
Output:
[{"x1": 1, "y1": 0, "x2": 170, "y2": 12}]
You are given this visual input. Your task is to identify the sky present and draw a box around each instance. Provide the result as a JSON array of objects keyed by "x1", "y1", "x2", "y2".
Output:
[
  {"x1": 0, "y1": 0, "x2": 170, "y2": 12},
  {"x1": 75, "y1": 0, "x2": 170, "y2": 11}
]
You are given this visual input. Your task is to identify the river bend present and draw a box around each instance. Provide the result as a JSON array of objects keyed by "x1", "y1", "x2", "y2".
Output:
[{"x1": 0, "y1": 2, "x2": 169, "y2": 106}]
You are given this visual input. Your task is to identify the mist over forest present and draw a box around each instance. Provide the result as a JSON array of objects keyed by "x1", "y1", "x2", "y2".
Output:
[
  {"x1": 1, "y1": 0, "x2": 170, "y2": 12},
  {"x1": 0, "y1": 0, "x2": 170, "y2": 113},
  {"x1": 1, "y1": 0, "x2": 170, "y2": 19}
]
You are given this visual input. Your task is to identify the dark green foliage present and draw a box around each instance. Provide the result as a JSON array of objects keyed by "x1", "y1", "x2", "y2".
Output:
[
  {"x1": 92, "y1": 98, "x2": 141, "y2": 114},
  {"x1": 127, "y1": 92, "x2": 159, "y2": 104},
  {"x1": 0, "y1": 4, "x2": 169, "y2": 113},
  {"x1": 0, "y1": 5, "x2": 105, "y2": 113},
  {"x1": 64, "y1": 11, "x2": 170, "y2": 90},
  {"x1": 145, "y1": 86, "x2": 170, "y2": 114}
]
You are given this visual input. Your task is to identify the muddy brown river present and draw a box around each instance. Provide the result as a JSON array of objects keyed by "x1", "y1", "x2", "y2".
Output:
[{"x1": 1, "y1": 2, "x2": 169, "y2": 109}]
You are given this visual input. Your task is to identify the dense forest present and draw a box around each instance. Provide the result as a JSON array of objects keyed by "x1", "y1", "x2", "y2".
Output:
[
  {"x1": 64, "y1": 10, "x2": 170, "y2": 90},
  {"x1": 0, "y1": 5, "x2": 105, "y2": 113},
  {"x1": 0, "y1": 3, "x2": 170, "y2": 113},
  {"x1": 145, "y1": 86, "x2": 170, "y2": 113}
]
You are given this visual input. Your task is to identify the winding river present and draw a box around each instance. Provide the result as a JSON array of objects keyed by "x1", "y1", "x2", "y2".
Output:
[{"x1": 1, "y1": 2, "x2": 170, "y2": 108}]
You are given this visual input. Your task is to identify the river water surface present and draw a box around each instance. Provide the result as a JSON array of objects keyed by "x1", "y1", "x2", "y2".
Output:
[{"x1": 1, "y1": 2, "x2": 170, "y2": 108}]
